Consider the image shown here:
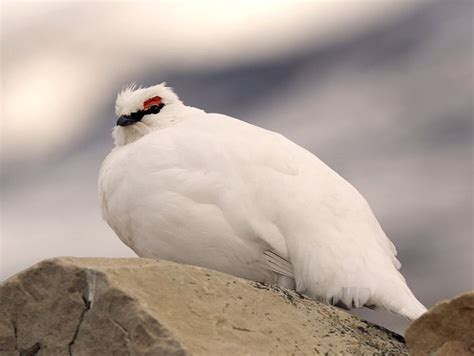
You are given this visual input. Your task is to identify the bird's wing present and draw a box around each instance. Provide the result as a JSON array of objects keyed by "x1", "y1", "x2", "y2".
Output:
[{"x1": 190, "y1": 113, "x2": 423, "y2": 318}]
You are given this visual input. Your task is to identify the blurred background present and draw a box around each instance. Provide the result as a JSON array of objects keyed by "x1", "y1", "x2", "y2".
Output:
[{"x1": 1, "y1": 0, "x2": 472, "y2": 334}]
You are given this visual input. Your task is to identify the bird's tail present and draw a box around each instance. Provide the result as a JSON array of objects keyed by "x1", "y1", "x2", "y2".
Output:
[{"x1": 372, "y1": 276, "x2": 427, "y2": 321}]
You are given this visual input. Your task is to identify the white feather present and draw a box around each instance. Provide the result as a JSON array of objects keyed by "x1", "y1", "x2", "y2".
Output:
[{"x1": 99, "y1": 83, "x2": 427, "y2": 320}]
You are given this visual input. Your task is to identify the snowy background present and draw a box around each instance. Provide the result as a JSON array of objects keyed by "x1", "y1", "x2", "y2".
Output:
[{"x1": 1, "y1": 0, "x2": 472, "y2": 334}]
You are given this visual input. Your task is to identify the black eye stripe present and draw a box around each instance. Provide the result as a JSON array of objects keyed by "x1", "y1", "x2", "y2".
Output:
[{"x1": 124, "y1": 103, "x2": 165, "y2": 122}]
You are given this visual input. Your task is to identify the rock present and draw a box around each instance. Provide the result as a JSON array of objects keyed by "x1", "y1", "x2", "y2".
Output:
[
  {"x1": 0, "y1": 257, "x2": 408, "y2": 355},
  {"x1": 405, "y1": 291, "x2": 474, "y2": 355}
]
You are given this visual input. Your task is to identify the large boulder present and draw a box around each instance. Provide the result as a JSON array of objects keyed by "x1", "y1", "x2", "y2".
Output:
[
  {"x1": 0, "y1": 257, "x2": 408, "y2": 355},
  {"x1": 405, "y1": 291, "x2": 474, "y2": 355}
]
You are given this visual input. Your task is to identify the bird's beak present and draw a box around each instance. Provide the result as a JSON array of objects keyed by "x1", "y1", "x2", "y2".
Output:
[{"x1": 116, "y1": 116, "x2": 138, "y2": 126}]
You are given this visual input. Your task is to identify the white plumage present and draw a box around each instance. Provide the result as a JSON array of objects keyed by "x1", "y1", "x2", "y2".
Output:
[{"x1": 99, "y1": 83, "x2": 426, "y2": 320}]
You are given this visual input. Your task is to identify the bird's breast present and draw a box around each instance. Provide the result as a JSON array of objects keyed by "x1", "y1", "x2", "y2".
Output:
[{"x1": 99, "y1": 137, "x2": 275, "y2": 282}]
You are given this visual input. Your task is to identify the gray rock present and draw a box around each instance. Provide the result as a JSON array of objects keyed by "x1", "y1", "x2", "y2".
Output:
[
  {"x1": 0, "y1": 257, "x2": 408, "y2": 355},
  {"x1": 405, "y1": 291, "x2": 474, "y2": 355}
]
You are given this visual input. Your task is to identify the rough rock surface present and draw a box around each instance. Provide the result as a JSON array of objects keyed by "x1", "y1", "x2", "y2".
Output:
[
  {"x1": 0, "y1": 257, "x2": 408, "y2": 355},
  {"x1": 405, "y1": 291, "x2": 474, "y2": 355}
]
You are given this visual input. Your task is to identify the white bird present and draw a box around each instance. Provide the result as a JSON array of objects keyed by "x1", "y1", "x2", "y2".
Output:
[{"x1": 98, "y1": 83, "x2": 427, "y2": 320}]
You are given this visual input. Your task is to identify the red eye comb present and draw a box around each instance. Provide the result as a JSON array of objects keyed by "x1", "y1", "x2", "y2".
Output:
[{"x1": 143, "y1": 96, "x2": 162, "y2": 110}]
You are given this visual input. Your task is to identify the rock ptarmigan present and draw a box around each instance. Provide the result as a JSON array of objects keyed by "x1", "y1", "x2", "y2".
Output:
[{"x1": 98, "y1": 83, "x2": 427, "y2": 320}]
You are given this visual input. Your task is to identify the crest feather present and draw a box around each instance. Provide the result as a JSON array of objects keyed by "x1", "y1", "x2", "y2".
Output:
[{"x1": 115, "y1": 82, "x2": 180, "y2": 116}]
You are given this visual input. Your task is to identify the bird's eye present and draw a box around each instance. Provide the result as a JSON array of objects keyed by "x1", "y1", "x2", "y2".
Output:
[
  {"x1": 149, "y1": 105, "x2": 161, "y2": 113},
  {"x1": 143, "y1": 96, "x2": 162, "y2": 110}
]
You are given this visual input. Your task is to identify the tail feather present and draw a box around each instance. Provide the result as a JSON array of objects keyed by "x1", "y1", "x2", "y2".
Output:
[
  {"x1": 327, "y1": 274, "x2": 427, "y2": 320},
  {"x1": 372, "y1": 277, "x2": 427, "y2": 321},
  {"x1": 394, "y1": 296, "x2": 427, "y2": 320}
]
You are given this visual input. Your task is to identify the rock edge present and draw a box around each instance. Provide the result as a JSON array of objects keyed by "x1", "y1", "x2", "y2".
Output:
[{"x1": 0, "y1": 257, "x2": 408, "y2": 355}]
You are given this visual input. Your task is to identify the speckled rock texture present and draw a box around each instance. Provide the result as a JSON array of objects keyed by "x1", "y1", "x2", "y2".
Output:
[
  {"x1": 0, "y1": 257, "x2": 408, "y2": 355},
  {"x1": 405, "y1": 291, "x2": 474, "y2": 356}
]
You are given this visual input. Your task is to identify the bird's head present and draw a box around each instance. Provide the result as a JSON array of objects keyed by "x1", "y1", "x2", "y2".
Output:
[{"x1": 112, "y1": 82, "x2": 183, "y2": 146}]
